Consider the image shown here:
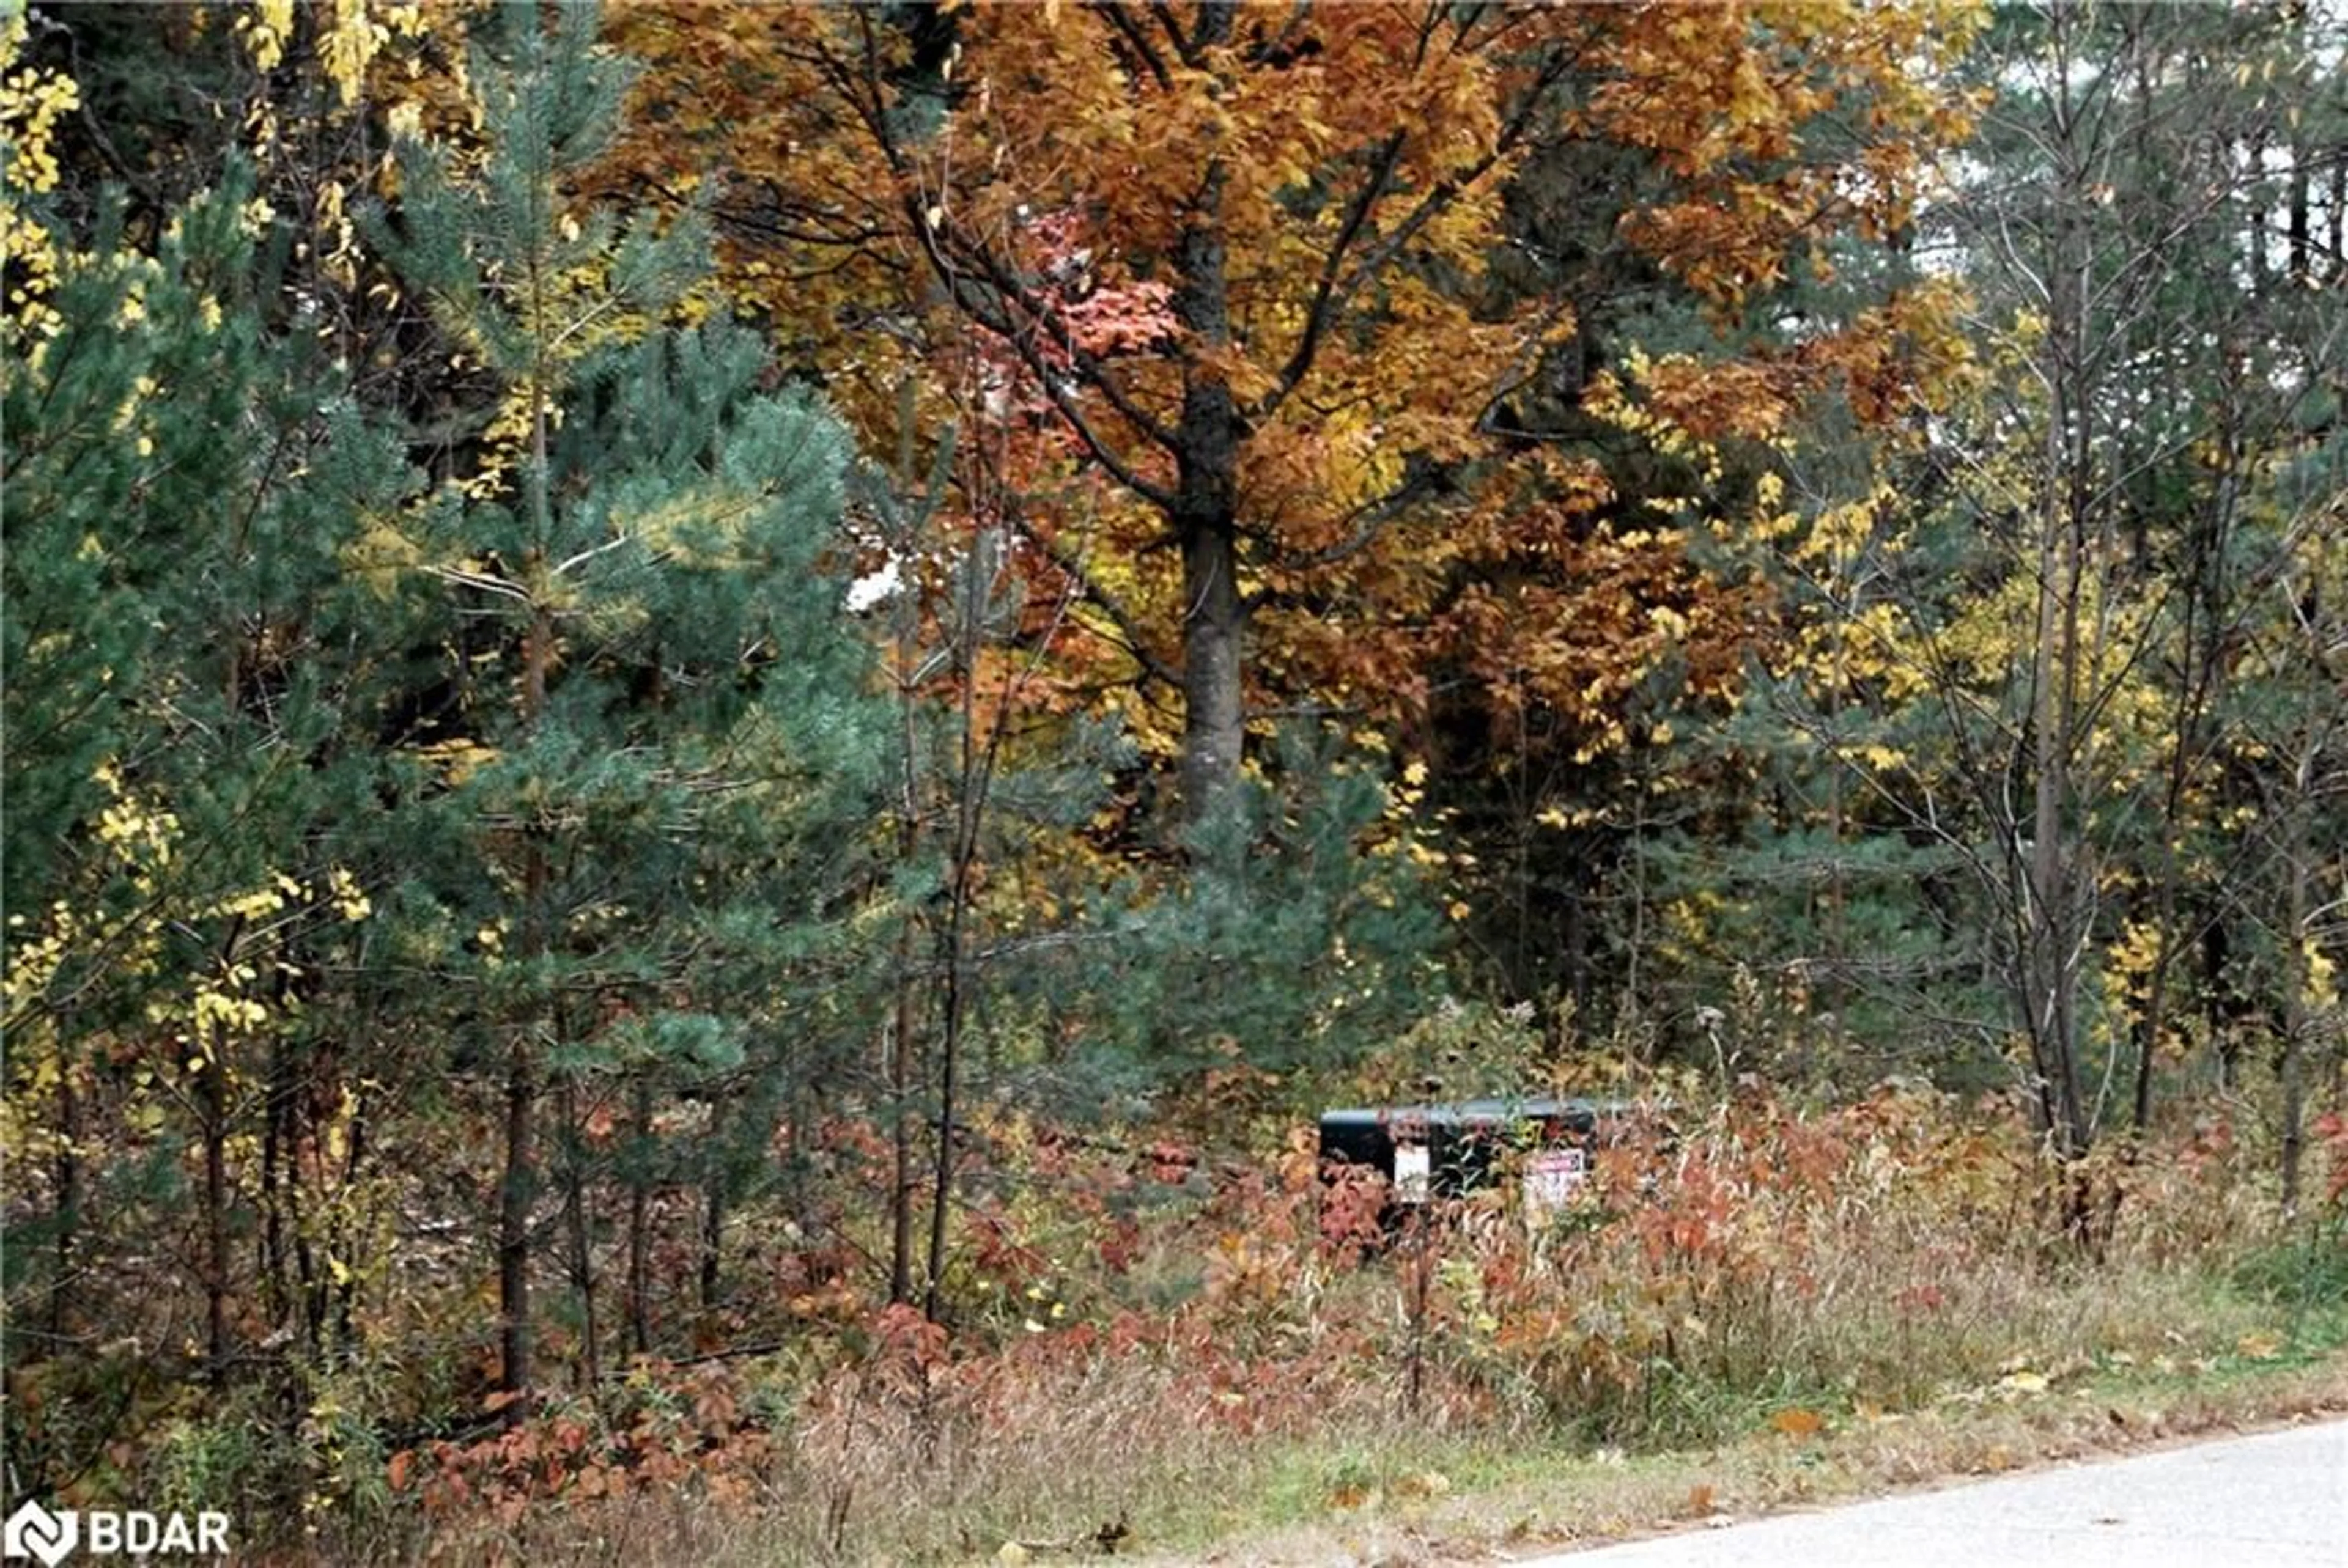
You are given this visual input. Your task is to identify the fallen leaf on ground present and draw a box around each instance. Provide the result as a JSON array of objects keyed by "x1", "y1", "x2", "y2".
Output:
[{"x1": 1770, "y1": 1407, "x2": 1826, "y2": 1437}]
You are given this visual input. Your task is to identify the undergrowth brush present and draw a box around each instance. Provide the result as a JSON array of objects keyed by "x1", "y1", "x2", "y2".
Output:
[{"x1": 320, "y1": 1081, "x2": 2347, "y2": 1564}]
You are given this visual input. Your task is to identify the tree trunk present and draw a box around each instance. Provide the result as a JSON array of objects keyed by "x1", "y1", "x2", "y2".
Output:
[
  {"x1": 559, "y1": 1077, "x2": 600, "y2": 1394},
  {"x1": 2024, "y1": 407, "x2": 2094, "y2": 1159},
  {"x1": 2327, "y1": 156, "x2": 2344, "y2": 285},
  {"x1": 2287, "y1": 145, "x2": 2310, "y2": 286},
  {"x1": 334, "y1": 1078, "x2": 363, "y2": 1354},
  {"x1": 203, "y1": 1018, "x2": 232, "y2": 1381},
  {"x1": 260, "y1": 1037, "x2": 292, "y2": 1339},
  {"x1": 49, "y1": 1056, "x2": 80, "y2": 1348},
  {"x1": 887, "y1": 369, "x2": 926, "y2": 1303},
  {"x1": 2280, "y1": 748, "x2": 2314, "y2": 1217},
  {"x1": 1178, "y1": 501, "x2": 1246, "y2": 825},
  {"x1": 1171, "y1": 4, "x2": 1246, "y2": 825},
  {"x1": 923, "y1": 504, "x2": 995, "y2": 1324},
  {"x1": 498, "y1": 1037, "x2": 536, "y2": 1409},
  {"x1": 498, "y1": 595, "x2": 556, "y2": 1415},
  {"x1": 700, "y1": 1098, "x2": 729, "y2": 1311},
  {"x1": 2133, "y1": 421, "x2": 2239, "y2": 1132},
  {"x1": 2026, "y1": 12, "x2": 2094, "y2": 1166},
  {"x1": 626, "y1": 1076, "x2": 651, "y2": 1356},
  {"x1": 889, "y1": 971, "x2": 917, "y2": 1304}
]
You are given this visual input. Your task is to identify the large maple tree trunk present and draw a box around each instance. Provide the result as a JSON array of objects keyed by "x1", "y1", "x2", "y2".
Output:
[
  {"x1": 1178, "y1": 506, "x2": 1245, "y2": 825},
  {"x1": 1171, "y1": 15, "x2": 1246, "y2": 824}
]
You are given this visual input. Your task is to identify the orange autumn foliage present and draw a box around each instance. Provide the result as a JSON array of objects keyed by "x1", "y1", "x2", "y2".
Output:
[{"x1": 602, "y1": 1, "x2": 1982, "y2": 793}]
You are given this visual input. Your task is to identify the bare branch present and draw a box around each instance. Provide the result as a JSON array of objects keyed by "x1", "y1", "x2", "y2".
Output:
[
  {"x1": 1250, "y1": 131, "x2": 1406, "y2": 424},
  {"x1": 1088, "y1": 1, "x2": 1173, "y2": 90}
]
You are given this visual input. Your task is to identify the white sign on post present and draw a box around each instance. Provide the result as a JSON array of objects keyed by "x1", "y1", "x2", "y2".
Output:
[{"x1": 1394, "y1": 1142, "x2": 1431, "y2": 1204}]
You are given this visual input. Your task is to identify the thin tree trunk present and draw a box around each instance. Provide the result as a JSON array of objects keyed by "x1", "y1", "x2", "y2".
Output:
[
  {"x1": 921, "y1": 432, "x2": 1035, "y2": 1323},
  {"x1": 923, "y1": 512, "x2": 988, "y2": 1326},
  {"x1": 497, "y1": 175, "x2": 566, "y2": 1419},
  {"x1": 2133, "y1": 462, "x2": 2234, "y2": 1132},
  {"x1": 889, "y1": 968, "x2": 917, "y2": 1305},
  {"x1": 260, "y1": 1032, "x2": 300, "y2": 1344},
  {"x1": 626, "y1": 1076, "x2": 651, "y2": 1356},
  {"x1": 2280, "y1": 749, "x2": 2313, "y2": 1218},
  {"x1": 888, "y1": 370, "x2": 926, "y2": 1305},
  {"x1": 49, "y1": 1056, "x2": 80, "y2": 1348},
  {"x1": 2029, "y1": 455, "x2": 2090, "y2": 1158},
  {"x1": 2287, "y1": 148, "x2": 2310, "y2": 286},
  {"x1": 1825, "y1": 609, "x2": 1850, "y2": 1040},
  {"x1": 334, "y1": 1077, "x2": 364, "y2": 1355},
  {"x1": 888, "y1": 620, "x2": 923, "y2": 1305},
  {"x1": 2248, "y1": 127, "x2": 2270, "y2": 295},
  {"x1": 559, "y1": 1077, "x2": 601, "y2": 1394},
  {"x1": 204, "y1": 1017, "x2": 232, "y2": 1382},
  {"x1": 498, "y1": 1034, "x2": 536, "y2": 1408},
  {"x1": 922, "y1": 918, "x2": 965, "y2": 1325},
  {"x1": 499, "y1": 597, "x2": 555, "y2": 1413},
  {"x1": 2029, "y1": 19, "x2": 2093, "y2": 1166},
  {"x1": 2326, "y1": 156, "x2": 2344, "y2": 285},
  {"x1": 699, "y1": 1099, "x2": 729, "y2": 1311}
]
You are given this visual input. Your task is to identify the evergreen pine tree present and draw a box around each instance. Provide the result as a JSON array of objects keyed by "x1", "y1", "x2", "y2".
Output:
[
  {"x1": 4, "y1": 156, "x2": 419, "y2": 1408},
  {"x1": 359, "y1": 0, "x2": 885, "y2": 1404}
]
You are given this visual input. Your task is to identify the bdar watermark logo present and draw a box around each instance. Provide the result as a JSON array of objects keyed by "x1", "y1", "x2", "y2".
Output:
[
  {"x1": 3, "y1": 1499, "x2": 230, "y2": 1563},
  {"x1": 3, "y1": 1503, "x2": 75, "y2": 1568}
]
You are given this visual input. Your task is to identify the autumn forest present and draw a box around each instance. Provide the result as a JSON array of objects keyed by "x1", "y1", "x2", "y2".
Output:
[{"x1": 4, "y1": 2, "x2": 2346, "y2": 1561}]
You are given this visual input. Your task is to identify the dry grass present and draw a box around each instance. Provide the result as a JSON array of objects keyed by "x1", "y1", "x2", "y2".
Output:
[
  {"x1": 1136, "y1": 1353, "x2": 2348, "y2": 1566},
  {"x1": 372, "y1": 1333, "x2": 2348, "y2": 1567}
]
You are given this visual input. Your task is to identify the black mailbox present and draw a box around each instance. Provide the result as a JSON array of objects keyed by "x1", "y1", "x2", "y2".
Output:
[{"x1": 1318, "y1": 1095, "x2": 1606, "y2": 1213}]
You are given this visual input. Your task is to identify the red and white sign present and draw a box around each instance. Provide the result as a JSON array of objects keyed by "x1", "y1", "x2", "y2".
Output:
[{"x1": 1522, "y1": 1147, "x2": 1587, "y2": 1213}]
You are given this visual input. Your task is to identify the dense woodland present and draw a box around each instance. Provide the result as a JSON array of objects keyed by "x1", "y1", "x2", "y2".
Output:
[{"x1": 4, "y1": 2, "x2": 2346, "y2": 1559}]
